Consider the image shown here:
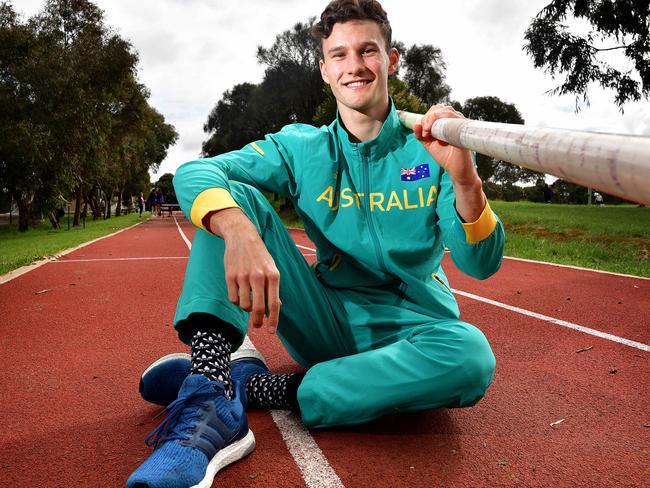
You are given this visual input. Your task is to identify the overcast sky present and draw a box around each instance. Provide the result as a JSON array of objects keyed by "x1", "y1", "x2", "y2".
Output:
[{"x1": 15, "y1": 0, "x2": 650, "y2": 179}]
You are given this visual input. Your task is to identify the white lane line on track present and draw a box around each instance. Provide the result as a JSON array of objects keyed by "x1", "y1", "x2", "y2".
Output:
[
  {"x1": 290, "y1": 243, "x2": 649, "y2": 352},
  {"x1": 502, "y1": 255, "x2": 650, "y2": 280},
  {"x1": 52, "y1": 256, "x2": 188, "y2": 263},
  {"x1": 173, "y1": 216, "x2": 193, "y2": 249},
  {"x1": 271, "y1": 411, "x2": 345, "y2": 488},
  {"x1": 453, "y1": 289, "x2": 649, "y2": 352},
  {"x1": 295, "y1": 244, "x2": 316, "y2": 252},
  {"x1": 173, "y1": 219, "x2": 345, "y2": 488}
]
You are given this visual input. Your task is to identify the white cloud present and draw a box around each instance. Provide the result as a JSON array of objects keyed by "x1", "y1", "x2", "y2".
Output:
[{"x1": 13, "y1": 0, "x2": 649, "y2": 180}]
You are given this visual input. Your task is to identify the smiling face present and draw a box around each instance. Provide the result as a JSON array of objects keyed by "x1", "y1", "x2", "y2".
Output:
[{"x1": 319, "y1": 20, "x2": 399, "y2": 119}]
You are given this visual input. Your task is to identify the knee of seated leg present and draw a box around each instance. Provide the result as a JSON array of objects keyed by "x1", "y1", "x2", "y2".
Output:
[{"x1": 460, "y1": 331, "x2": 496, "y2": 394}]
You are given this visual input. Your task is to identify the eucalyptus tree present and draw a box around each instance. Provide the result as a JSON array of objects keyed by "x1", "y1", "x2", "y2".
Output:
[{"x1": 524, "y1": 0, "x2": 650, "y2": 110}]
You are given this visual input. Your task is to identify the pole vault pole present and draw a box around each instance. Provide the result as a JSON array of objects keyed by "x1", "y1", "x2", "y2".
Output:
[{"x1": 397, "y1": 111, "x2": 650, "y2": 206}]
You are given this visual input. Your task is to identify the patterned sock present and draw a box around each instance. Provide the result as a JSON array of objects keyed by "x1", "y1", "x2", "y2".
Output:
[
  {"x1": 190, "y1": 330, "x2": 234, "y2": 400},
  {"x1": 246, "y1": 372, "x2": 304, "y2": 410}
]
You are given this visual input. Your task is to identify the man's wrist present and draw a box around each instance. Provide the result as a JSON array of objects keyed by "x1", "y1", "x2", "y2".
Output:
[
  {"x1": 208, "y1": 207, "x2": 253, "y2": 240},
  {"x1": 453, "y1": 177, "x2": 486, "y2": 223}
]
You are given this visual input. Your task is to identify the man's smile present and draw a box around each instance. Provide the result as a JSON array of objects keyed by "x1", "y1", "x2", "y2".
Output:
[{"x1": 344, "y1": 79, "x2": 372, "y2": 89}]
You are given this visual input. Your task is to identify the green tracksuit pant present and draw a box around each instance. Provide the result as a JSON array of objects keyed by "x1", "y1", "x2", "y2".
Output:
[{"x1": 174, "y1": 182, "x2": 496, "y2": 428}]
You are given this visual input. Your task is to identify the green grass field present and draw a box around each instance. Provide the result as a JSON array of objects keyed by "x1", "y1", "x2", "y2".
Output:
[
  {"x1": 284, "y1": 201, "x2": 650, "y2": 278},
  {"x1": 490, "y1": 201, "x2": 649, "y2": 277},
  {"x1": 0, "y1": 213, "x2": 146, "y2": 276}
]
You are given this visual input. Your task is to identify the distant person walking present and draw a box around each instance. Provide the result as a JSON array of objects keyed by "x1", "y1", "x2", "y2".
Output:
[
  {"x1": 594, "y1": 191, "x2": 604, "y2": 206},
  {"x1": 542, "y1": 184, "x2": 554, "y2": 203},
  {"x1": 157, "y1": 191, "x2": 164, "y2": 216},
  {"x1": 166, "y1": 191, "x2": 177, "y2": 217},
  {"x1": 137, "y1": 192, "x2": 145, "y2": 216}
]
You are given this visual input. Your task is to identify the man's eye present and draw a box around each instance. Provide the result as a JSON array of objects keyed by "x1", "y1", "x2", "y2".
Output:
[{"x1": 363, "y1": 48, "x2": 376, "y2": 55}]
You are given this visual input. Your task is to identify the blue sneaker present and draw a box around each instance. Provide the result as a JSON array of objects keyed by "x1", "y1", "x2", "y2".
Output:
[
  {"x1": 230, "y1": 354, "x2": 271, "y2": 410},
  {"x1": 127, "y1": 374, "x2": 255, "y2": 488},
  {"x1": 140, "y1": 338, "x2": 267, "y2": 407},
  {"x1": 140, "y1": 353, "x2": 191, "y2": 406}
]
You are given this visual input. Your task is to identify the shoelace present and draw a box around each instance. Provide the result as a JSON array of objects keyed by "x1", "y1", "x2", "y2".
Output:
[{"x1": 145, "y1": 381, "x2": 225, "y2": 448}]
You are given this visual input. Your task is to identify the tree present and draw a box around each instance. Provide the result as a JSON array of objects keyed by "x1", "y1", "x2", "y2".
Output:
[
  {"x1": 460, "y1": 96, "x2": 542, "y2": 187},
  {"x1": 524, "y1": 0, "x2": 650, "y2": 109},
  {"x1": 401, "y1": 44, "x2": 451, "y2": 105},
  {"x1": 154, "y1": 173, "x2": 174, "y2": 197},
  {"x1": 202, "y1": 83, "x2": 261, "y2": 156},
  {"x1": 0, "y1": 0, "x2": 176, "y2": 228},
  {"x1": 0, "y1": 2, "x2": 54, "y2": 231}
]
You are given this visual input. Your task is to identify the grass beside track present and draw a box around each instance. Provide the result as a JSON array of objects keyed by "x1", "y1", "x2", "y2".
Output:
[
  {"x1": 284, "y1": 201, "x2": 650, "y2": 278},
  {"x1": 0, "y1": 213, "x2": 146, "y2": 276},
  {"x1": 491, "y1": 201, "x2": 649, "y2": 277}
]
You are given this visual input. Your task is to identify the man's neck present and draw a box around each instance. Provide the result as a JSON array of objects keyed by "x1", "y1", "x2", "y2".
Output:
[{"x1": 338, "y1": 99, "x2": 391, "y2": 142}]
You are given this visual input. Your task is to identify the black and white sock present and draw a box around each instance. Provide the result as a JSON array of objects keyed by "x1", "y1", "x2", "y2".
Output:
[
  {"x1": 190, "y1": 330, "x2": 234, "y2": 400},
  {"x1": 246, "y1": 372, "x2": 304, "y2": 410}
]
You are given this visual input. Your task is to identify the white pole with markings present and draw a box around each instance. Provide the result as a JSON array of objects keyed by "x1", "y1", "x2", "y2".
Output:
[{"x1": 397, "y1": 110, "x2": 650, "y2": 205}]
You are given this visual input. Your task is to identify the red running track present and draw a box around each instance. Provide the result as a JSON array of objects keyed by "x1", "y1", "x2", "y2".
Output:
[{"x1": 0, "y1": 216, "x2": 647, "y2": 487}]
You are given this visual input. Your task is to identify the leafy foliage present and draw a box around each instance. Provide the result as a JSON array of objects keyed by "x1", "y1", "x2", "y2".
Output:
[
  {"x1": 524, "y1": 0, "x2": 650, "y2": 109},
  {"x1": 0, "y1": 0, "x2": 176, "y2": 229},
  {"x1": 401, "y1": 44, "x2": 451, "y2": 105}
]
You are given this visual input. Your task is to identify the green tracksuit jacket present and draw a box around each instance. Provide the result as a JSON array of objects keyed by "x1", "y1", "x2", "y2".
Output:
[{"x1": 173, "y1": 101, "x2": 505, "y2": 427}]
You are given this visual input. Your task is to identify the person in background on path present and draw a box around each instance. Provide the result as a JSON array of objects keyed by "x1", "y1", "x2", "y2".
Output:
[
  {"x1": 166, "y1": 191, "x2": 177, "y2": 217},
  {"x1": 542, "y1": 183, "x2": 554, "y2": 203},
  {"x1": 127, "y1": 1, "x2": 505, "y2": 487},
  {"x1": 594, "y1": 191, "x2": 604, "y2": 206},
  {"x1": 137, "y1": 192, "x2": 145, "y2": 217},
  {"x1": 154, "y1": 188, "x2": 163, "y2": 216}
]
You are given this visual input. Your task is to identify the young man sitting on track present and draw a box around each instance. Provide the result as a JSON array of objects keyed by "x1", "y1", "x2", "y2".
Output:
[{"x1": 127, "y1": 0, "x2": 504, "y2": 486}]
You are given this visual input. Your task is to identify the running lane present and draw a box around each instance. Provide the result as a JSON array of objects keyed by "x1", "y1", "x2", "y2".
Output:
[
  {"x1": 0, "y1": 218, "x2": 647, "y2": 487},
  {"x1": 0, "y1": 217, "x2": 304, "y2": 488}
]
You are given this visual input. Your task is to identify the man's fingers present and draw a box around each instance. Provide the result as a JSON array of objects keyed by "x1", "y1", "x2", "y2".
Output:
[
  {"x1": 266, "y1": 272, "x2": 281, "y2": 328},
  {"x1": 238, "y1": 278, "x2": 252, "y2": 312},
  {"x1": 226, "y1": 273, "x2": 239, "y2": 305},
  {"x1": 249, "y1": 271, "x2": 266, "y2": 327}
]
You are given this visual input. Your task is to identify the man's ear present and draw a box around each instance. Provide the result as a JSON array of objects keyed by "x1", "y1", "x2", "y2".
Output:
[
  {"x1": 387, "y1": 47, "x2": 399, "y2": 76},
  {"x1": 319, "y1": 59, "x2": 330, "y2": 85}
]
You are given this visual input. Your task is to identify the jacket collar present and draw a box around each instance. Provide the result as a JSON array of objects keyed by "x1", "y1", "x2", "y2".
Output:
[{"x1": 331, "y1": 98, "x2": 406, "y2": 159}]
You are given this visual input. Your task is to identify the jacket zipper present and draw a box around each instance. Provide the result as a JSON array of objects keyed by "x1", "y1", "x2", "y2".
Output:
[
  {"x1": 361, "y1": 148, "x2": 386, "y2": 271},
  {"x1": 432, "y1": 272, "x2": 452, "y2": 293}
]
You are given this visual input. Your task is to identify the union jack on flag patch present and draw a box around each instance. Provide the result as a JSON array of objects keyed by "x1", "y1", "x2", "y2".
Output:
[{"x1": 401, "y1": 163, "x2": 430, "y2": 181}]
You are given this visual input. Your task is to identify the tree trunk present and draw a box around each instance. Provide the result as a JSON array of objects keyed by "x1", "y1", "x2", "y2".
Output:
[
  {"x1": 48, "y1": 211, "x2": 60, "y2": 230},
  {"x1": 13, "y1": 193, "x2": 31, "y2": 232},
  {"x1": 73, "y1": 186, "x2": 82, "y2": 226},
  {"x1": 115, "y1": 188, "x2": 123, "y2": 217},
  {"x1": 88, "y1": 186, "x2": 101, "y2": 220},
  {"x1": 105, "y1": 189, "x2": 112, "y2": 219}
]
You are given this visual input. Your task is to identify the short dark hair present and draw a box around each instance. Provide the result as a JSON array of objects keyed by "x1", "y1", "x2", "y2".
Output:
[{"x1": 312, "y1": 0, "x2": 392, "y2": 53}]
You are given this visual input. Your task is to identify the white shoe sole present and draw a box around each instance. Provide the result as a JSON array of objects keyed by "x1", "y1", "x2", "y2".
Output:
[{"x1": 190, "y1": 429, "x2": 256, "y2": 488}]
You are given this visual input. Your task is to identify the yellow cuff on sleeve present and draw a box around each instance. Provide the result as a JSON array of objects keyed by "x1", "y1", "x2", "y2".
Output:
[
  {"x1": 190, "y1": 188, "x2": 240, "y2": 231},
  {"x1": 461, "y1": 201, "x2": 498, "y2": 243}
]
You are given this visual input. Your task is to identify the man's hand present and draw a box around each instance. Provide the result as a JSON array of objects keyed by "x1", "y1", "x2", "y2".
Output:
[
  {"x1": 413, "y1": 105, "x2": 486, "y2": 222},
  {"x1": 209, "y1": 208, "x2": 281, "y2": 329}
]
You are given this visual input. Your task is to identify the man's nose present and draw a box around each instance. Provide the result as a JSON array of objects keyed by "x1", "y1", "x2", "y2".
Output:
[{"x1": 345, "y1": 52, "x2": 365, "y2": 75}]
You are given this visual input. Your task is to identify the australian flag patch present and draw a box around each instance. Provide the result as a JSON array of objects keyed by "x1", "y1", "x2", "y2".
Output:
[{"x1": 401, "y1": 163, "x2": 430, "y2": 181}]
